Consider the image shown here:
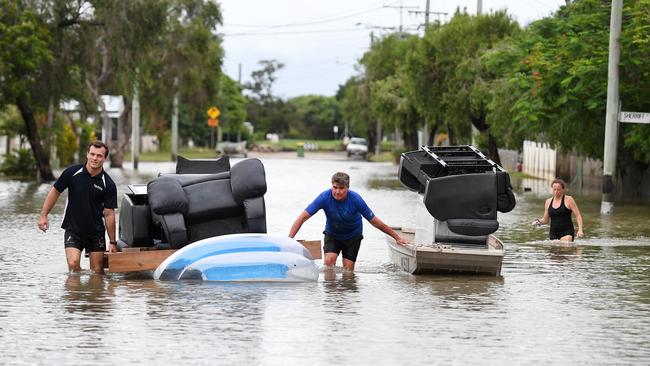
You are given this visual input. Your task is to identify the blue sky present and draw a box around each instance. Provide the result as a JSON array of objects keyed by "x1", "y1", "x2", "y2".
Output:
[{"x1": 218, "y1": 0, "x2": 566, "y2": 98}]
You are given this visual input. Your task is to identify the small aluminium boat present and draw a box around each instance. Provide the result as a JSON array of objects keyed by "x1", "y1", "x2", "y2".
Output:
[
  {"x1": 387, "y1": 228, "x2": 505, "y2": 275},
  {"x1": 388, "y1": 145, "x2": 516, "y2": 276}
]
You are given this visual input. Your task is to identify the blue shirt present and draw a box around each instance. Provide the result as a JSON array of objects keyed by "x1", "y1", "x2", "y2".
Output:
[{"x1": 306, "y1": 189, "x2": 375, "y2": 241}]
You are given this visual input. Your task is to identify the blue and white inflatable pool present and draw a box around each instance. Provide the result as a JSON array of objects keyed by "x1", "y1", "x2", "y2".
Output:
[{"x1": 153, "y1": 234, "x2": 319, "y2": 282}]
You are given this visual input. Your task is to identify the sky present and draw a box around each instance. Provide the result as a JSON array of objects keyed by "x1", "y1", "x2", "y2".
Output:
[{"x1": 218, "y1": 0, "x2": 567, "y2": 99}]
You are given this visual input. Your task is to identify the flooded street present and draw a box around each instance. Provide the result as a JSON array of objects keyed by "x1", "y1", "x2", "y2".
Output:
[{"x1": 1, "y1": 157, "x2": 650, "y2": 365}]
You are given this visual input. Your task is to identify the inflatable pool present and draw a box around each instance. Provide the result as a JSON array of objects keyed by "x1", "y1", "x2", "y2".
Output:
[{"x1": 153, "y1": 234, "x2": 319, "y2": 282}]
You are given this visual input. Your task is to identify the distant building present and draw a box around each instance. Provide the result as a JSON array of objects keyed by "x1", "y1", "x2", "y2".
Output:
[{"x1": 60, "y1": 95, "x2": 125, "y2": 142}]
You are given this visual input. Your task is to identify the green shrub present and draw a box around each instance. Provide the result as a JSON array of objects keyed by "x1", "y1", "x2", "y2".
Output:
[
  {"x1": 1, "y1": 148, "x2": 37, "y2": 177},
  {"x1": 56, "y1": 122, "x2": 78, "y2": 166}
]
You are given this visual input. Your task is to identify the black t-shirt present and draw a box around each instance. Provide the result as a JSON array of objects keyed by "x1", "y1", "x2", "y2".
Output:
[{"x1": 53, "y1": 164, "x2": 118, "y2": 239}]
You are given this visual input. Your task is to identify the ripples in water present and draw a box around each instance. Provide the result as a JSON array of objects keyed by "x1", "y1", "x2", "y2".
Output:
[{"x1": 1, "y1": 161, "x2": 650, "y2": 364}]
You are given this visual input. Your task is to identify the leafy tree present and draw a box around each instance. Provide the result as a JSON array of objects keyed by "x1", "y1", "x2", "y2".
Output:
[
  {"x1": 359, "y1": 33, "x2": 422, "y2": 152},
  {"x1": 244, "y1": 60, "x2": 290, "y2": 135},
  {"x1": 218, "y1": 75, "x2": 248, "y2": 141},
  {"x1": 434, "y1": 11, "x2": 520, "y2": 164},
  {"x1": 245, "y1": 60, "x2": 284, "y2": 104},
  {"x1": 337, "y1": 76, "x2": 373, "y2": 139},
  {"x1": 0, "y1": 105, "x2": 25, "y2": 155},
  {"x1": 288, "y1": 95, "x2": 341, "y2": 139},
  {"x1": 370, "y1": 74, "x2": 419, "y2": 149},
  {"x1": 490, "y1": 0, "x2": 650, "y2": 172},
  {"x1": 0, "y1": 0, "x2": 54, "y2": 180},
  {"x1": 181, "y1": 75, "x2": 247, "y2": 145},
  {"x1": 403, "y1": 23, "x2": 445, "y2": 146}
]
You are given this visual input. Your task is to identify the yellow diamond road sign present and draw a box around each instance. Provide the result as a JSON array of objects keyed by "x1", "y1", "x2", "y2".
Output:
[{"x1": 207, "y1": 107, "x2": 221, "y2": 119}]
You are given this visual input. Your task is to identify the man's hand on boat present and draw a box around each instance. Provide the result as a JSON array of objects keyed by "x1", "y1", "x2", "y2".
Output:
[{"x1": 395, "y1": 237, "x2": 410, "y2": 246}]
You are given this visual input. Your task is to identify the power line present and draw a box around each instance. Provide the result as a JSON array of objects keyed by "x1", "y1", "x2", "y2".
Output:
[
  {"x1": 383, "y1": 1, "x2": 419, "y2": 33},
  {"x1": 222, "y1": 1, "x2": 400, "y2": 35},
  {"x1": 223, "y1": 27, "x2": 368, "y2": 37}
]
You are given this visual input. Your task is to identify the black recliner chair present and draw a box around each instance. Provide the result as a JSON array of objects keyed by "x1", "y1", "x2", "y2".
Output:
[
  {"x1": 423, "y1": 171, "x2": 515, "y2": 244},
  {"x1": 398, "y1": 145, "x2": 516, "y2": 245},
  {"x1": 118, "y1": 156, "x2": 267, "y2": 250},
  {"x1": 146, "y1": 158, "x2": 267, "y2": 249}
]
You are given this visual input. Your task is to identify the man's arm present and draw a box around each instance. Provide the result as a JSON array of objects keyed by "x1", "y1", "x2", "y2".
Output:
[
  {"x1": 369, "y1": 216, "x2": 408, "y2": 245},
  {"x1": 104, "y1": 208, "x2": 117, "y2": 253},
  {"x1": 289, "y1": 210, "x2": 312, "y2": 239},
  {"x1": 38, "y1": 188, "x2": 61, "y2": 232}
]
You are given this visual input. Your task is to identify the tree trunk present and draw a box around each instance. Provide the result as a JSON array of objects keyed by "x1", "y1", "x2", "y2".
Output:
[
  {"x1": 471, "y1": 114, "x2": 501, "y2": 166},
  {"x1": 367, "y1": 124, "x2": 378, "y2": 157},
  {"x1": 428, "y1": 118, "x2": 441, "y2": 146},
  {"x1": 16, "y1": 96, "x2": 55, "y2": 182},
  {"x1": 486, "y1": 132, "x2": 501, "y2": 166},
  {"x1": 447, "y1": 123, "x2": 457, "y2": 145},
  {"x1": 109, "y1": 109, "x2": 131, "y2": 168},
  {"x1": 404, "y1": 129, "x2": 419, "y2": 150}
]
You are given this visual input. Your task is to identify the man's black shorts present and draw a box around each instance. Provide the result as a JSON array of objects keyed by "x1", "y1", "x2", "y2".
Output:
[
  {"x1": 64, "y1": 231, "x2": 106, "y2": 253},
  {"x1": 323, "y1": 234, "x2": 363, "y2": 262}
]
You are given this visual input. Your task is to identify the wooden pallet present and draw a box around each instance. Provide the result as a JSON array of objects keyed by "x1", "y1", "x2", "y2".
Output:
[{"x1": 103, "y1": 240, "x2": 322, "y2": 273}]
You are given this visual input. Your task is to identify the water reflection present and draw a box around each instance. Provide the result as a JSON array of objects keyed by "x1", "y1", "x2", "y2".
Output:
[
  {"x1": 322, "y1": 268, "x2": 358, "y2": 292},
  {"x1": 63, "y1": 272, "x2": 114, "y2": 315},
  {"x1": 548, "y1": 243, "x2": 585, "y2": 260},
  {"x1": 411, "y1": 275, "x2": 503, "y2": 301}
]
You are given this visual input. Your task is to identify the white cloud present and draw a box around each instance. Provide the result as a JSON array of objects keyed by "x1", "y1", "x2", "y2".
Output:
[{"x1": 218, "y1": 0, "x2": 565, "y2": 98}]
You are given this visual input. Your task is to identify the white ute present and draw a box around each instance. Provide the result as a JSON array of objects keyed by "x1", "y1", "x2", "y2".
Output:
[{"x1": 346, "y1": 137, "x2": 368, "y2": 159}]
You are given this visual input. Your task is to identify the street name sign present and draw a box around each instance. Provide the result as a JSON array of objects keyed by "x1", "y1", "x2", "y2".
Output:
[{"x1": 619, "y1": 111, "x2": 650, "y2": 124}]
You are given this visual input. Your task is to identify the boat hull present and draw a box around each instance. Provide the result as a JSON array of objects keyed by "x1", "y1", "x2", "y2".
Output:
[{"x1": 387, "y1": 229, "x2": 504, "y2": 275}]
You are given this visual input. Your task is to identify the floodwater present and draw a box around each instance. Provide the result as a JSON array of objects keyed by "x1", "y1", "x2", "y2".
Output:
[{"x1": 1, "y1": 157, "x2": 650, "y2": 365}]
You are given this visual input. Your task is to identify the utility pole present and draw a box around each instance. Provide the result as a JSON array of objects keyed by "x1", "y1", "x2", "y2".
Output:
[
  {"x1": 601, "y1": 0, "x2": 623, "y2": 215},
  {"x1": 425, "y1": 0, "x2": 430, "y2": 25},
  {"x1": 471, "y1": 0, "x2": 483, "y2": 146},
  {"x1": 384, "y1": 1, "x2": 418, "y2": 35},
  {"x1": 171, "y1": 78, "x2": 179, "y2": 162},
  {"x1": 409, "y1": 1, "x2": 447, "y2": 27},
  {"x1": 131, "y1": 75, "x2": 140, "y2": 170}
]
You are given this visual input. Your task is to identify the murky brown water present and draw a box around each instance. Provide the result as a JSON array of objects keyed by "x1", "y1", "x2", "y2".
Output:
[{"x1": 1, "y1": 158, "x2": 650, "y2": 364}]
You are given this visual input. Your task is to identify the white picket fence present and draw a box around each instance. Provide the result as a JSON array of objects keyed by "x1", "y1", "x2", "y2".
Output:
[
  {"x1": 0, "y1": 136, "x2": 23, "y2": 157},
  {"x1": 523, "y1": 140, "x2": 556, "y2": 180}
]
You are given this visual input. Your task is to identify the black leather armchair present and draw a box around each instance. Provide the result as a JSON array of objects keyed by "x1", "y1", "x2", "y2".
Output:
[{"x1": 146, "y1": 158, "x2": 267, "y2": 249}]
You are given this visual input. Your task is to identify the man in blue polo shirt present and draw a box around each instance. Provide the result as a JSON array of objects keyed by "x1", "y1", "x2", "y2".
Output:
[
  {"x1": 38, "y1": 141, "x2": 118, "y2": 274},
  {"x1": 289, "y1": 172, "x2": 407, "y2": 271}
]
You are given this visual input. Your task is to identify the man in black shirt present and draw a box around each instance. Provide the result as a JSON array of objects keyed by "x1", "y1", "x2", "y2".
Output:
[{"x1": 38, "y1": 141, "x2": 118, "y2": 274}]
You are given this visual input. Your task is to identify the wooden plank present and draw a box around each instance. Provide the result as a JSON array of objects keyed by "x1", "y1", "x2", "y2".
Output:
[
  {"x1": 104, "y1": 239, "x2": 321, "y2": 273},
  {"x1": 106, "y1": 249, "x2": 177, "y2": 273},
  {"x1": 298, "y1": 240, "x2": 322, "y2": 259}
]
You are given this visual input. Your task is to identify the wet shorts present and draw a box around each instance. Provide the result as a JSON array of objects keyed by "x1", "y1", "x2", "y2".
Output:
[
  {"x1": 64, "y1": 231, "x2": 106, "y2": 253},
  {"x1": 323, "y1": 234, "x2": 363, "y2": 262},
  {"x1": 549, "y1": 230, "x2": 575, "y2": 241}
]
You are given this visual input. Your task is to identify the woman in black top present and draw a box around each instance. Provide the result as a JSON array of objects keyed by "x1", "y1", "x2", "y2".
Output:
[{"x1": 532, "y1": 178, "x2": 584, "y2": 241}]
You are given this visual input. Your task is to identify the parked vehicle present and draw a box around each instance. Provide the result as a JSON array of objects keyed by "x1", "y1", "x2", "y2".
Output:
[{"x1": 346, "y1": 137, "x2": 368, "y2": 159}]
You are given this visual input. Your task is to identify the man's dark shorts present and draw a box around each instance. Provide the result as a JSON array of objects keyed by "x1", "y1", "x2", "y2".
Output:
[
  {"x1": 324, "y1": 234, "x2": 363, "y2": 262},
  {"x1": 64, "y1": 231, "x2": 106, "y2": 253}
]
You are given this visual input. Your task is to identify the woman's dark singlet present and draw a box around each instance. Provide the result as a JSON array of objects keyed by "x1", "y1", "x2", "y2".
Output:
[{"x1": 548, "y1": 195, "x2": 575, "y2": 240}]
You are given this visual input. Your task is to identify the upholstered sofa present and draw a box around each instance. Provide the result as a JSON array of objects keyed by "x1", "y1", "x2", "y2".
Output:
[{"x1": 118, "y1": 157, "x2": 267, "y2": 249}]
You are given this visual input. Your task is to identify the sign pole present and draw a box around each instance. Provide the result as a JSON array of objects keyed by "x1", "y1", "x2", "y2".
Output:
[
  {"x1": 207, "y1": 107, "x2": 221, "y2": 151},
  {"x1": 601, "y1": 0, "x2": 622, "y2": 215}
]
